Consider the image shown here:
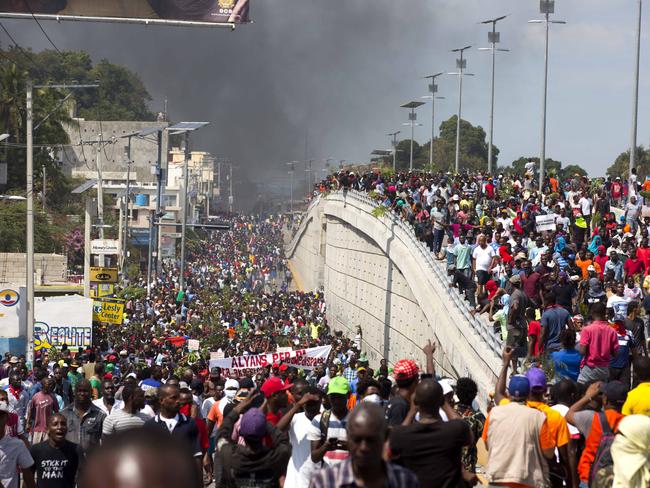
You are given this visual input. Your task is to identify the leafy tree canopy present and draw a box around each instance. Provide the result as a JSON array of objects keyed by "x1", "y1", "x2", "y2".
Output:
[{"x1": 606, "y1": 146, "x2": 650, "y2": 180}]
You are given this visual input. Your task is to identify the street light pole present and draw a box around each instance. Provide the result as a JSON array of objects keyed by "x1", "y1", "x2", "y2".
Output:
[
  {"x1": 630, "y1": 0, "x2": 642, "y2": 175},
  {"x1": 479, "y1": 15, "x2": 509, "y2": 174},
  {"x1": 26, "y1": 80, "x2": 34, "y2": 365},
  {"x1": 400, "y1": 101, "x2": 424, "y2": 172},
  {"x1": 529, "y1": 0, "x2": 566, "y2": 192},
  {"x1": 179, "y1": 131, "x2": 190, "y2": 293},
  {"x1": 423, "y1": 73, "x2": 444, "y2": 171},
  {"x1": 449, "y1": 45, "x2": 472, "y2": 173},
  {"x1": 387, "y1": 131, "x2": 400, "y2": 171}
]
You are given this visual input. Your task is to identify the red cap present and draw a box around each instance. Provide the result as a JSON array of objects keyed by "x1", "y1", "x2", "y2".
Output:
[
  {"x1": 393, "y1": 359, "x2": 419, "y2": 380},
  {"x1": 260, "y1": 377, "x2": 292, "y2": 398},
  {"x1": 103, "y1": 372, "x2": 113, "y2": 380},
  {"x1": 279, "y1": 364, "x2": 288, "y2": 372}
]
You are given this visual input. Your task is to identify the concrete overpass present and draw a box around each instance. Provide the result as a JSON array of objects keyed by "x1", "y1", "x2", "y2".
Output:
[{"x1": 286, "y1": 190, "x2": 504, "y2": 402}]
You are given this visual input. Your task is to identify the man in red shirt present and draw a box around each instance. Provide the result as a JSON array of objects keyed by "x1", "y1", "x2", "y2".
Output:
[
  {"x1": 623, "y1": 247, "x2": 645, "y2": 280},
  {"x1": 577, "y1": 302, "x2": 619, "y2": 384},
  {"x1": 26, "y1": 377, "x2": 58, "y2": 444}
]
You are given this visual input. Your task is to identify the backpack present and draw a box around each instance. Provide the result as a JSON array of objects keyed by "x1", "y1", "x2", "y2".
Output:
[{"x1": 588, "y1": 412, "x2": 616, "y2": 488}]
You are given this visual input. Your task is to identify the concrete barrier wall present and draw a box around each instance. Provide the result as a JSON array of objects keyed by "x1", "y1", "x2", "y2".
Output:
[
  {"x1": 0, "y1": 253, "x2": 67, "y2": 285},
  {"x1": 287, "y1": 190, "x2": 503, "y2": 404}
]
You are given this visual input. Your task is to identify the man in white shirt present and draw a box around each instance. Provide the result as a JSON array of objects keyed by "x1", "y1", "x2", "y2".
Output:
[
  {"x1": 472, "y1": 235, "x2": 497, "y2": 298},
  {"x1": 0, "y1": 401, "x2": 35, "y2": 488},
  {"x1": 579, "y1": 194, "x2": 592, "y2": 229},
  {"x1": 92, "y1": 380, "x2": 124, "y2": 415}
]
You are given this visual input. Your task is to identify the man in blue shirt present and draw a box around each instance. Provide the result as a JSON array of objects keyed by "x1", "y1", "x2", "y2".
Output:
[
  {"x1": 551, "y1": 329, "x2": 582, "y2": 382},
  {"x1": 540, "y1": 293, "x2": 571, "y2": 354}
]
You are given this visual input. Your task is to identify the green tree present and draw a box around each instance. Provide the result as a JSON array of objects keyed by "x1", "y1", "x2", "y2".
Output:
[
  {"x1": 561, "y1": 164, "x2": 588, "y2": 180},
  {"x1": 434, "y1": 116, "x2": 500, "y2": 172},
  {"x1": 606, "y1": 146, "x2": 650, "y2": 179},
  {"x1": 395, "y1": 139, "x2": 423, "y2": 171}
]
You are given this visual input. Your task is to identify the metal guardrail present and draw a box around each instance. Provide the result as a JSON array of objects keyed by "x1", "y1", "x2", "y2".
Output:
[{"x1": 330, "y1": 190, "x2": 503, "y2": 358}]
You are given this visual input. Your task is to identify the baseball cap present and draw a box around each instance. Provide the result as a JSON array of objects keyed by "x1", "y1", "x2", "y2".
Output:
[
  {"x1": 224, "y1": 378, "x2": 240, "y2": 390},
  {"x1": 509, "y1": 274, "x2": 521, "y2": 284},
  {"x1": 279, "y1": 364, "x2": 288, "y2": 372},
  {"x1": 8, "y1": 356, "x2": 18, "y2": 364},
  {"x1": 393, "y1": 359, "x2": 419, "y2": 381},
  {"x1": 327, "y1": 376, "x2": 350, "y2": 396},
  {"x1": 357, "y1": 366, "x2": 367, "y2": 373},
  {"x1": 239, "y1": 408, "x2": 267, "y2": 439},
  {"x1": 587, "y1": 265, "x2": 596, "y2": 272},
  {"x1": 600, "y1": 381, "x2": 628, "y2": 404},
  {"x1": 508, "y1": 375, "x2": 530, "y2": 400},
  {"x1": 260, "y1": 377, "x2": 292, "y2": 398},
  {"x1": 525, "y1": 367, "x2": 547, "y2": 391}
]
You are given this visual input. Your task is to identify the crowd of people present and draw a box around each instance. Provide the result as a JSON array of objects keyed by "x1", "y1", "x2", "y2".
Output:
[{"x1": 0, "y1": 167, "x2": 648, "y2": 488}]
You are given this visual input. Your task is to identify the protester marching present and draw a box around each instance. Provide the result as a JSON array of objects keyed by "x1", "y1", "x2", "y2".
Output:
[{"x1": 0, "y1": 169, "x2": 649, "y2": 488}]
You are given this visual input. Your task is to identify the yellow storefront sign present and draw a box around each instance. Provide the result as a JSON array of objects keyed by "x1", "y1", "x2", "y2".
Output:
[
  {"x1": 90, "y1": 267, "x2": 118, "y2": 283},
  {"x1": 93, "y1": 299, "x2": 124, "y2": 325}
]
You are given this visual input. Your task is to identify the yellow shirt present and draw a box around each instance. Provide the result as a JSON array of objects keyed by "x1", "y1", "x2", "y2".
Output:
[{"x1": 622, "y1": 382, "x2": 650, "y2": 416}]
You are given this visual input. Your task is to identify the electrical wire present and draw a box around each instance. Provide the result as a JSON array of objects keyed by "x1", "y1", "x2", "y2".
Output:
[
  {"x1": 24, "y1": 0, "x2": 62, "y2": 55},
  {"x1": 0, "y1": 21, "x2": 40, "y2": 70}
]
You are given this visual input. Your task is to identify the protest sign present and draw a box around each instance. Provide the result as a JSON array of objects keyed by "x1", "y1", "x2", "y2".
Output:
[
  {"x1": 188, "y1": 339, "x2": 200, "y2": 351},
  {"x1": 209, "y1": 345, "x2": 332, "y2": 377},
  {"x1": 535, "y1": 214, "x2": 556, "y2": 232}
]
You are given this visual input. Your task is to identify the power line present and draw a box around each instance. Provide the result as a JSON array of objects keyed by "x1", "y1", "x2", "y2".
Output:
[
  {"x1": 24, "y1": 0, "x2": 62, "y2": 55},
  {"x1": 0, "y1": 21, "x2": 39, "y2": 69}
]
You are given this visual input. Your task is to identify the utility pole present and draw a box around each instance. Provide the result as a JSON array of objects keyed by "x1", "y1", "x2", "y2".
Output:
[
  {"x1": 154, "y1": 129, "x2": 163, "y2": 274},
  {"x1": 26, "y1": 80, "x2": 34, "y2": 365},
  {"x1": 423, "y1": 73, "x2": 445, "y2": 170},
  {"x1": 479, "y1": 15, "x2": 509, "y2": 174},
  {"x1": 122, "y1": 142, "x2": 131, "y2": 277},
  {"x1": 42, "y1": 164, "x2": 46, "y2": 214},
  {"x1": 400, "y1": 101, "x2": 424, "y2": 172},
  {"x1": 630, "y1": 0, "x2": 643, "y2": 175},
  {"x1": 146, "y1": 209, "x2": 154, "y2": 297},
  {"x1": 83, "y1": 197, "x2": 91, "y2": 298}
]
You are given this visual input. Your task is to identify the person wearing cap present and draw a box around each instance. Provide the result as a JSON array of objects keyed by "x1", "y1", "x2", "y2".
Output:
[
  {"x1": 385, "y1": 359, "x2": 420, "y2": 426},
  {"x1": 0, "y1": 400, "x2": 36, "y2": 488},
  {"x1": 307, "y1": 376, "x2": 351, "y2": 467},
  {"x1": 218, "y1": 391, "x2": 291, "y2": 488},
  {"x1": 260, "y1": 376, "x2": 292, "y2": 426},
  {"x1": 571, "y1": 381, "x2": 628, "y2": 485},
  {"x1": 483, "y1": 365, "x2": 554, "y2": 488}
]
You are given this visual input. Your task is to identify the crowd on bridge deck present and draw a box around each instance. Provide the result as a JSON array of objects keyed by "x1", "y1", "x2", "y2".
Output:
[{"x1": 0, "y1": 172, "x2": 648, "y2": 488}]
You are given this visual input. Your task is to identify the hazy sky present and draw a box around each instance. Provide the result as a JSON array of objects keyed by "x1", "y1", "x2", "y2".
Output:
[{"x1": 2, "y1": 0, "x2": 648, "y2": 188}]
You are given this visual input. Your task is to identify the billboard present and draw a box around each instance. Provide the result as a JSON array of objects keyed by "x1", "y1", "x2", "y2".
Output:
[
  {"x1": 0, "y1": 0, "x2": 250, "y2": 25},
  {"x1": 33, "y1": 295, "x2": 93, "y2": 352},
  {"x1": 92, "y1": 298, "x2": 124, "y2": 325}
]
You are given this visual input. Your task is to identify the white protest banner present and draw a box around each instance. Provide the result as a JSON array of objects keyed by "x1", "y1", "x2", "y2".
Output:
[
  {"x1": 188, "y1": 339, "x2": 200, "y2": 351},
  {"x1": 535, "y1": 214, "x2": 556, "y2": 232},
  {"x1": 210, "y1": 350, "x2": 225, "y2": 360},
  {"x1": 209, "y1": 345, "x2": 332, "y2": 377},
  {"x1": 32, "y1": 295, "x2": 93, "y2": 352}
]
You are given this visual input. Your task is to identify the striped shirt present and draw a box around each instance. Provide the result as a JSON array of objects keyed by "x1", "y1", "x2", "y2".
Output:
[
  {"x1": 309, "y1": 458, "x2": 419, "y2": 488},
  {"x1": 102, "y1": 408, "x2": 149, "y2": 436},
  {"x1": 307, "y1": 411, "x2": 348, "y2": 465}
]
